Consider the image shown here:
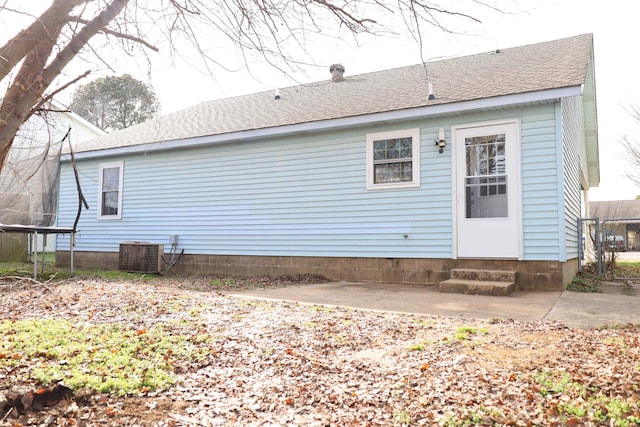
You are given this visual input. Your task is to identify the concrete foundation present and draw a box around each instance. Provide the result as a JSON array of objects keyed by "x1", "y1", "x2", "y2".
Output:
[{"x1": 55, "y1": 252, "x2": 578, "y2": 292}]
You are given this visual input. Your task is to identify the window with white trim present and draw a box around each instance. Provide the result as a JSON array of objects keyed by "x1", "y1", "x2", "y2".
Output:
[
  {"x1": 98, "y1": 161, "x2": 124, "y2": 219},
  {"x1": 366, "y1": 128, "x2": 420, "y2": 189}
]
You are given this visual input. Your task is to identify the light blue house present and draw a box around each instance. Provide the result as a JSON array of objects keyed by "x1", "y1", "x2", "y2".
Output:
[{"x1": 56, "y1": 34, "x2": 599, "y2": 290}]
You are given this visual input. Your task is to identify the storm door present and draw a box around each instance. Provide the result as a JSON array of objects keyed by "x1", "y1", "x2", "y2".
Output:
[{"x1": 455, "y1": 121, "x2": 521, "y2": 258}]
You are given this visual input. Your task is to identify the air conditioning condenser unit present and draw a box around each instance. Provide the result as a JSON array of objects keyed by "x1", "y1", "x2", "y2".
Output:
[{"x1": 118, "y1": 242, "x2": 164, "y2": 273}]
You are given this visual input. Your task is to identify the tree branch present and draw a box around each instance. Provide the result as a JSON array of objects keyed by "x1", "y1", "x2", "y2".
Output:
[
  {"x1": 0, "y1": 0, "x2": 128, "y2": 169},
  {"x1": 620, "y1": 104, "x2": 640, "y2": 187},
  {"x1": 41, "y1": 0, "x2": 130, "y2": 94},
  {"x1": 0, "y1": 0, "x2": 86, "y2": 81},
  {"x1": 31, "y1": 70, "x2": 92, "y2": 116},
  {"x1": 310, "y1": 0, "x2": 376, "y2": 32},
  {"x1": 69, "y1": 16, "x2": 159, "y2": 52},
  {"x1": 0, "y1": 0, "x2": 500, "y2": 171}
]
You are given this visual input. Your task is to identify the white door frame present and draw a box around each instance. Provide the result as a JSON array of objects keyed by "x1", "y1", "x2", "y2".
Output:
[{"x1": 452, "y1": 119, "x2": 522, "y2": 259}]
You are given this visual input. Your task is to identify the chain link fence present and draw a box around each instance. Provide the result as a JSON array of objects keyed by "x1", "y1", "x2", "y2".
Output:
[{"x1": 579, "y1": 217, "x2": 640, "y2": 279}]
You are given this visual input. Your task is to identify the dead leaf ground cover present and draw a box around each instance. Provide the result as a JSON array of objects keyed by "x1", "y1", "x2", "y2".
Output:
[{"x1": 0, "y1": 276, "x2": 639, "y2": 426}]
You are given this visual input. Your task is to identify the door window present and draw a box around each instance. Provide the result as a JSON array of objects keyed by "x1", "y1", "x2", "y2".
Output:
[{"x1": 464, "y1": 134, "x2": 507, "y2": 218}]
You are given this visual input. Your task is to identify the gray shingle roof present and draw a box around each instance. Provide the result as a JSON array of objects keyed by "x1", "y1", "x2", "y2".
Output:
[
  {"x1": 589, "y1": 200, "x2": 640, "y2": 220},
  {"x1": 74, "y1": 33, "x2": 593, "y2": 154}
]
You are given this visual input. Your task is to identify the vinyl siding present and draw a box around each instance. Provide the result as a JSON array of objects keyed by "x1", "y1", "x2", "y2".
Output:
[
  {"x1": 520, "y1": 104, "x2": 561, "y2": 260},
  {"x1": 57, "y1": 122, "x2": 454, "y2": 258},
  {"x1": 57, "y1": 103, "x2": 567, "y2": 261},
  {"x1": 561, "y1": 96, "x2": 585, "y2": 260}
]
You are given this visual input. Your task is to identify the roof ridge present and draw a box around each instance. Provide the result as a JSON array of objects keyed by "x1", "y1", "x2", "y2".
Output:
[
  {"x1": 68, "y1": 33, "x2": 594, "y2": 154},
  {"x1": 181, "y1": 33, "x2": 594, "y2": 108},
  {"x1": 287, "y1": 33, "x2": 594, "y2": 90}
]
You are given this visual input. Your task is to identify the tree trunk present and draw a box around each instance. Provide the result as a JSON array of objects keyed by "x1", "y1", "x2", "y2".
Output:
[
  {"x1": 0, "y1": 0, "x2": 85, "y2": 82},
  {"x1": 0, "y1": 0, "x2": 129, "y2": 170}
]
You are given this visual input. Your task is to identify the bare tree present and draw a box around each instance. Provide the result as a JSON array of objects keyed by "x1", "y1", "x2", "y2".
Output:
[
  {"x1": 621, "y1": 104, "x2": 640, "y2": 187},
  {"x1": 0, "y1": 0, "x2": 499, "y2": 170}
]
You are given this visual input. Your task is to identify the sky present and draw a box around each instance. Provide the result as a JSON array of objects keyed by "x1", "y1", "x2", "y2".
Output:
[{"x1": 1, "y1": 0, "x2": 639, "y2": 201}]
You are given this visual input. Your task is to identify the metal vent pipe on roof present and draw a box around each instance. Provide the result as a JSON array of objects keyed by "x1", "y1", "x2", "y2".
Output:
[
  {"x1": 428, "y1": 81, "x2": 435, "y2": 100},
  {"x1": 330, "y1": 64, "x2": 345, "y2": 82}
]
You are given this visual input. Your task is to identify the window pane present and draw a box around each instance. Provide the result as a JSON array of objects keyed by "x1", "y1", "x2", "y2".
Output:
[
  {"x1": 398, "y1": 138, "x2": 413, "y2": 149},
  {"x1": 496, "y1": 143, "x2": 506, "y2": 174},
  {"x1": 466, "y1": 143, "x2": 479, "y2": 176},
  {"x1": 101, "y1": 191, "x2": 119, "y2": 216},
  {"x1": 373, "y1": 140, "x2": 385, "y2": 160},
  {"x1": 374, "y1": 161, "x2": 412, "y2": 183},
  {"x1": 374, "y1": 163, "x2": 394, "y2": 183},
  {"x1": 479, "y1": 158, "x2": 487, "y2": 175},
  {"x1": 102, "y1": 167, "x2": 120, "y2": 191},
  {"x1": 373, "y1": 137, "x2": 413, "y2": 162},
  {"x1": 465, "y1": 134, "x2": 506, "y2": 177},
  {"x1": 465, "y1": 177, "x2": 508, "y2": 218},
  {"x1": 400, "y1": 162, "x2": 412, "y2": 181}
]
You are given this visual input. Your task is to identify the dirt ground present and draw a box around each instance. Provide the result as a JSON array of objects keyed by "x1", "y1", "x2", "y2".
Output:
[{"x1": 1, "y1": 276, "x2": 639, "y2": 426}]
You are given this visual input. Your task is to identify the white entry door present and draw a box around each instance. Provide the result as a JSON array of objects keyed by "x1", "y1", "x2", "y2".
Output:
[{"x1": 455, "y1": 121, "x2": 521, "y2": 259}]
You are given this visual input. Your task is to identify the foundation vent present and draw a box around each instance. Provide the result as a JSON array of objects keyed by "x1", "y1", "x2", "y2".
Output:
[{"x1": 118, "y1": 242, "x2": 164, "y2": 273}]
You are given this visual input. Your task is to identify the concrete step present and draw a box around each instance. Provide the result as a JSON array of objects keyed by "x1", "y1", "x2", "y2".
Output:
[
  {"x1": 439, "y1": 279, "x2": 516, "y2": 296},
  {"x1": 450, "y1": 268, "x2": 517, "y2": 283}
]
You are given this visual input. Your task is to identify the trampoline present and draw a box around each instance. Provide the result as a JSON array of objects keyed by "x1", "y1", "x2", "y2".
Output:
[
  {"x1": 0, "y1": 223, "x2": 76, "y2": 280},
  {"x1": 0, "y1": 127, "x2": 88, "y2": 280}
]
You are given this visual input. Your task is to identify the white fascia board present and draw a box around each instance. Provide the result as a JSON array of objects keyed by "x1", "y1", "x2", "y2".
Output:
[
  {"x1": 50, "y1": 99, "x2": 106, "y2": 137},
  {"x1": 62, "y1": 85, "x2": 582, "y2": 162}
]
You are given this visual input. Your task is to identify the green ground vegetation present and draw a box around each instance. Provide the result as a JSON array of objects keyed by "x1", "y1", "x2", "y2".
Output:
[
  {"x1": 0, "y1": 254, "x2": 163, "y2": 282},
  {"x1": 0, "y1": 319, "x2": 211, "y2": 396},
  {"x1": 569, "y1": 261, "x2": 640, "y2": 292},
  {"x1": 567, "y1": 271, "x2": 603, "y2": 292},
  {"x1": 532, "y1": 370, "x2": 640, "y2": 426},
  {"x1": 613, "y1": 261, "x2": 640, "y2": 278}
]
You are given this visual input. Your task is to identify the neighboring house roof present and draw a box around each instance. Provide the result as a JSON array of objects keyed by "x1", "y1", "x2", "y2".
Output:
[
  {"x1": 0, "y1": 98, "x2": 105, "y2": 144},
  {"x1": 48, "y1": 99, "x2": 106, "y2": 143},
  {"x1": 70, "y1": 33, "x2": 595, "y2": 155},
  {"x1": 589, "y1": 200, "x2": 640, "y2": 221}
]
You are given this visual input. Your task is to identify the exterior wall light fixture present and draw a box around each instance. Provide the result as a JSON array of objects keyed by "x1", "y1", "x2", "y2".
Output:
[{"x1": 434, "y1": 128, "x2": 446, "y2": 153}]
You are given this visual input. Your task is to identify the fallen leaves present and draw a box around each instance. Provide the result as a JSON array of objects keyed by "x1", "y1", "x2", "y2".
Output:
[{"x1": 0, "y1": 279, "x2": 639, "y2": 426}]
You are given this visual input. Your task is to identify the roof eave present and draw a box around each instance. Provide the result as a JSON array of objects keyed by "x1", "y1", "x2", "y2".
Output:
[
  {"x1": 583, "y1": 52, "x2": 600, "y2": 188},
  {"x1": 49, "y1": 99, "x2": 106, "y2": 137},
  {"x1": 62, "y1": 85, "x2": 583, "y2": 162}
]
